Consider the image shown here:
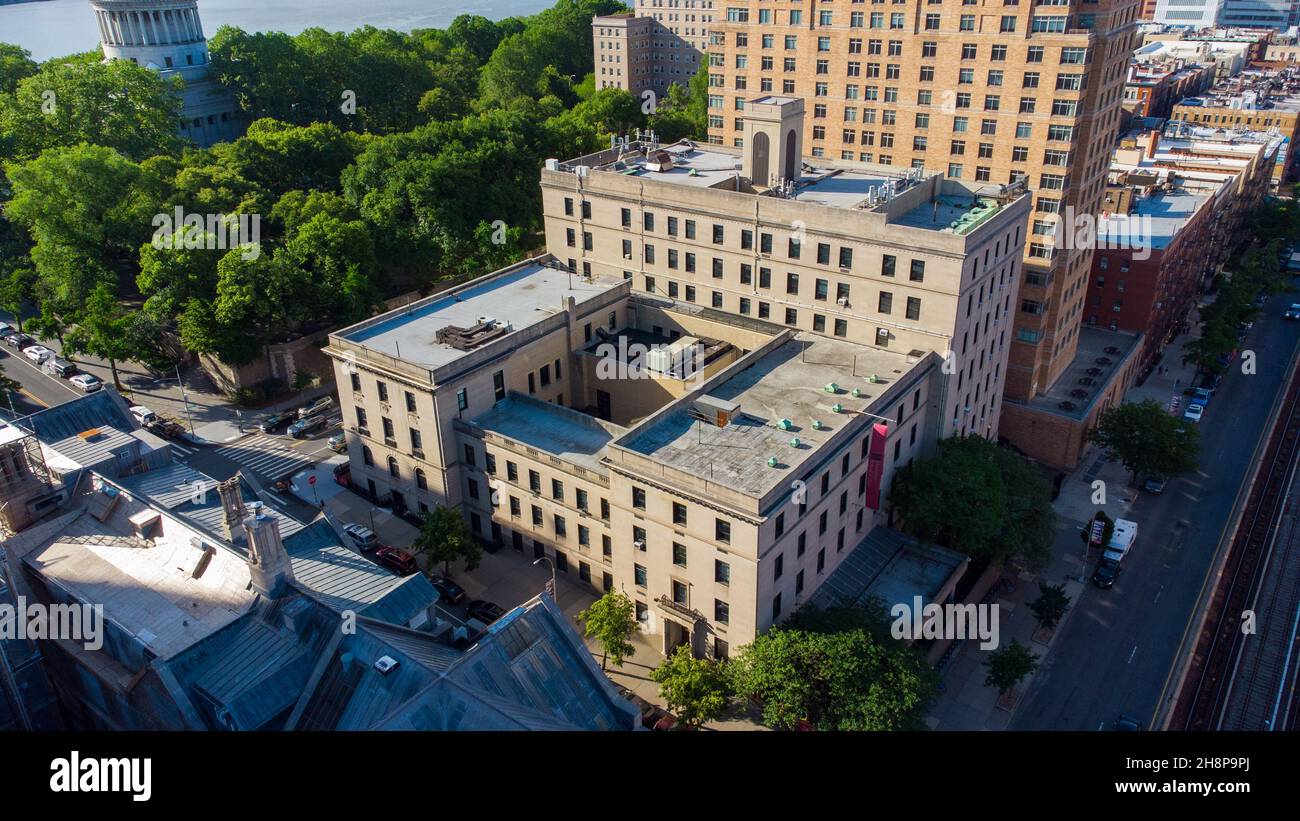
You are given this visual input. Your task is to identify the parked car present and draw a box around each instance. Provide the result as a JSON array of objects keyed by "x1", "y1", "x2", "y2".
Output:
[
  {"x1": 431, "y1": 576, "x2": 467, "y2": 605},
  {"x1": 69, "y1": 373, "x2": 103, "y2": 393},
  {"x1": 1285, "y1": 303, "x2": 1300, "y2": 320},
  {"x1": 466, "y1": 599, "x2": 506, "y2": 624},
  {"x1": 1093, "y1": 558, "x2": 1122, "y2": 589},
  {"x1": 23, "y1": 345, "x2": 53, "y2": 364},
  {"x1": 1142, "y1": 476, "x2": 1167, "y2": 495},
  {"x1": 1196, "y1": 373, "x2": 1221, "y2": 393},
  {"x1": 298, "y1": 396, "x2": 334, "y2": 419},
  {"x1": 130, "y1": 405, "x2": 157, "y2": 426},
  {"x1": 288, "y1": 414, "x2": 327, "y2": 438},
  {"x1": 44, "y1": 357, "x2": 75, "y2": 378},
  {"x1": 6, "y1": 333, "x2": 36, "y2": 350},
  {"x1": 145, "y1": 417, "x2": 185, "y2": 439},
  {"x1": 1190, "y1": 388, "x2": 1212, "y2": 408},
  {"x1": 0, "y1": 327, "x2": 15, "y2": 341},
  {"x1": 1183, "y1": 403, "x2": 1204, "y2": 424},
  {"x1": 327, "y1": 432, "x2": 346, "y2": 453},
  {"x1": 341, "y1": 523, "x2": 378, "y2": 553},
  {"x1": 375, "y1": 546, "x2": 418, "y2": 576},
  {"x1": 259, "y1": 412, "x2": 292, "y2": 433},
  {"x1": 332, "y1": 461, "x2": 350, "y2": 487}
]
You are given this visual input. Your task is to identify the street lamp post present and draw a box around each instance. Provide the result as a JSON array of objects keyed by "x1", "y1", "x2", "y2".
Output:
[
  {"x1": 533, "y1": 556, "x2": 556, "y2": 599},
  {"x1": 175, "y1": 364, "x2": 195, "y2": 435}
]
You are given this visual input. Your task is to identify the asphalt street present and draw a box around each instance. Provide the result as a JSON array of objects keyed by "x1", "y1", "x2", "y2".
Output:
[{"x1": 1011, "y1": 291, "x2": 1300, "y2": 730}]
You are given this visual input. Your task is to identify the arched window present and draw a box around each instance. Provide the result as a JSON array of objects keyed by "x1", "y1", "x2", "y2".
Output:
[
  {"x1": 415, "y1": 468, "x2": 427, "y2": 490},
  {"x1": 362, "y1": 446, "x2": 373, "y2": 467}
]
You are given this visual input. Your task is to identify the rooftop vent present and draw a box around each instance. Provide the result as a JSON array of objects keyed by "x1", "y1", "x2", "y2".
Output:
[
  {"x1": 436, "y1": 319, "x2": 508, "y2": 351},
  {"x1": 374, "y1": 655, "x2": 400, "y2": 675}
]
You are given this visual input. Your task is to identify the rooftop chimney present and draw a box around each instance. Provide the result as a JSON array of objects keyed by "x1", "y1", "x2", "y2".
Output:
[
  {"x1": 243, "y1": 501, "x2": 294, "y2": 597},
  {"x1": 217, "y1": 477, "x2": 245, "y2": 542}
]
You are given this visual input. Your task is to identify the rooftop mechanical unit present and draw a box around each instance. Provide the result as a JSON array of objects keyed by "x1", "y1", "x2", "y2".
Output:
[
  {"x1": 435, "y1": 319, "x2": 508, "y2": 351},
  {"x1": 689, "y1": 395, "x2": 741, "y2": 427}
]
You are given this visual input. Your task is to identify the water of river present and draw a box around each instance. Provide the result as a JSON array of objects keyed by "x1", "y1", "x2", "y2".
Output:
[{"x1": 0, "y1": 0, "x2": 553, "y2": 61}]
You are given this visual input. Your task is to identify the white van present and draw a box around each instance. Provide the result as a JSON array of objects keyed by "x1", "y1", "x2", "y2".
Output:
[{"x1": 1103, "y1": 518, "x2": 1138, "y2": 564}]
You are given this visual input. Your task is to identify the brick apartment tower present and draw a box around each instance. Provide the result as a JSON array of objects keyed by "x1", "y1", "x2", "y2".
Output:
[{"x1": 706, "y1": 1, "x2": 1141, "y2": 417}]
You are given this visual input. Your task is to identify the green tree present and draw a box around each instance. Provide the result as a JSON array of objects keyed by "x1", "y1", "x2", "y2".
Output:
[
  {"x1": 888, "y1": 435, "x2": 1053, "y2": 567},
  {"x1": 0, "y1": 56, "x2": 183, "y2": 161},
  {"x1": 578, "y1": 589, "x2": 637, "y2": 671},
  {"x1": 984, "y1": 639, "x2": 1039, "y2": 696},
  {"x1": 292, "y1": 369, "x2": 316, "y2": 391},
  {"x1": 411, "y1": 505, "x2": 480, "y2": 576},
  {"x1": 0, "y1": 266, "x2": 36, "y2": 332},
  {"x1": 1029, "y1": 583, "x2": 1071, "y2": 631},
  {"x1": 0, "y1": 43, "x2": 38, "y2": 97},
  {"x1": 447, "y1": 15, "x2": 507, "y2": 64},
  {"x1": 63, "y1": 284, "x2": 134, "y2": 389},
  {"x1": 650, "y1": 645, "x2": 732, "y2": 729},
  {"x1": 1087, "y1": 399, "x2": 1200, "y2": 485},
  {"x1": 728, "y1": 605, "x2": 936, "y2": 731},
  {"x1": 5, "y1": 143, "x2": 156, "y2": 303}
]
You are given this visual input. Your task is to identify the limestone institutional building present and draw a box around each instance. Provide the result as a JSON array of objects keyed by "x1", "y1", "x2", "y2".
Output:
[
  {"x1": 327, "y1": 108, "x2": 1030, "y2": 658},
  {"x1": 89, "y1": 0, "x2": 242, "y2": 147}
]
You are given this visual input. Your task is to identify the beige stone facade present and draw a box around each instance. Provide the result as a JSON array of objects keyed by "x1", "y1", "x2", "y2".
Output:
[
  {"x1": 700, "y1": 1, "x2": 1143, "y2": 456},
  {"x1": 325, "y1": 136, "x2": 1032, "y2": 655},
  {"x1": 594, "y1": 4, "x2": 710, "y2": 100},
  {"x1": 542, "y1": 132, "x2": 1031, "y2": 441}
]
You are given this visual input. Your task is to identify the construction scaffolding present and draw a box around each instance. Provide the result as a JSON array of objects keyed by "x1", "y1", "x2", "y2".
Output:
[{"x1": 0, "y1": 428, "x2": 56, "y2": 536}]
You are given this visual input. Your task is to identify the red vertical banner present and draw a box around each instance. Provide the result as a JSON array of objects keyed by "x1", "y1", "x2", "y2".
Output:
[{"x1": 865, "y1": 423, "x2": 888, "y2": 510}]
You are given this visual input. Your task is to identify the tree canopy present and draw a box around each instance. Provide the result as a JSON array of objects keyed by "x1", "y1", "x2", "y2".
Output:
[
  {"x1": 888, "y1": 435, "x2": 1055, "y2": 568},
  {"x1": 1087, "y1": 399, "x2": 1200, "y2": 484},
  {"x1": 0, "y1": 1, "x2": 711, "y2": 386},
  {"x1": 728, "y1": 604, "x2": 937, "y2": 731}
]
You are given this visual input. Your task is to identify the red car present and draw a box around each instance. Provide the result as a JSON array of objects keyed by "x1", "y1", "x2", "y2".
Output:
[{"x1": 375, "y1": 546, "x2": 419, "y2": 576}]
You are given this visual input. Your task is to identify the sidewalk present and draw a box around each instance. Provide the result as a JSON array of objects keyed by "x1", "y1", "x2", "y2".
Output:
[{"x1": 925, "y1": 324, "x2": 1205, "y2": 730}]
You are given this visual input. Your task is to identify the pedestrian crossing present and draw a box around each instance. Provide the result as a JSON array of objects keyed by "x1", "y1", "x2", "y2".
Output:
[
  {"x1": 170, "y1": 441, "x2": 199, "y2": 457},
  {"x1": 208, "y1": 435, "x2": 320, "y2": 482}
]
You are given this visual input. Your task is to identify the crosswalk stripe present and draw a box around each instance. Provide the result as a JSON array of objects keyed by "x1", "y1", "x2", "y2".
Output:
[
  {"x1": 212, "y1": 436, "x2": 316, "y2": 480},
  {"x1": 170, "y1": 443, "x2": 195, "y2": 456}
]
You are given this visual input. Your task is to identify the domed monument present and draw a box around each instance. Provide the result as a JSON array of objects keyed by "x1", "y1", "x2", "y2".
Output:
[{"x1": 88, "y1": 0, "x2": 242, "y2": 147}]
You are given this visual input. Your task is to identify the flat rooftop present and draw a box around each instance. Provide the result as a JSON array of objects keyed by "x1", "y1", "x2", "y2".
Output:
[
  {"x1": 1021, "y1": 326, "x2": 1142, "y2": 421},
  {"x1": 808, "y1": 526, "x2": 967, "y2": 612},
  {"x1": 892, "y1": 194, "x2": 1008, "y2": 236},
  {"x1": 595, "y1": 142, "x2": 743, "y2": 189},
  {"x1": 789, "y1": 168, "x2": 907, "y2": 209},
  {"x1": 567, "y1": 140, "x2": 1014, "y2": 230},
  {"x1": 340, "y1": 260, "x2": 624, "y2": 369},
  {"x1": 617, "y1": 333, "x2": 926, "y2": 498},
  {"x1": 22, "y1": 501, "x2": 257, "y2": 660},
  {"x1": 1101, "y1": 185, "x2": 1214, "y2": 250},
  {"x1": 468, "y1": 395, "x2": 627, "y2": 475}
]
